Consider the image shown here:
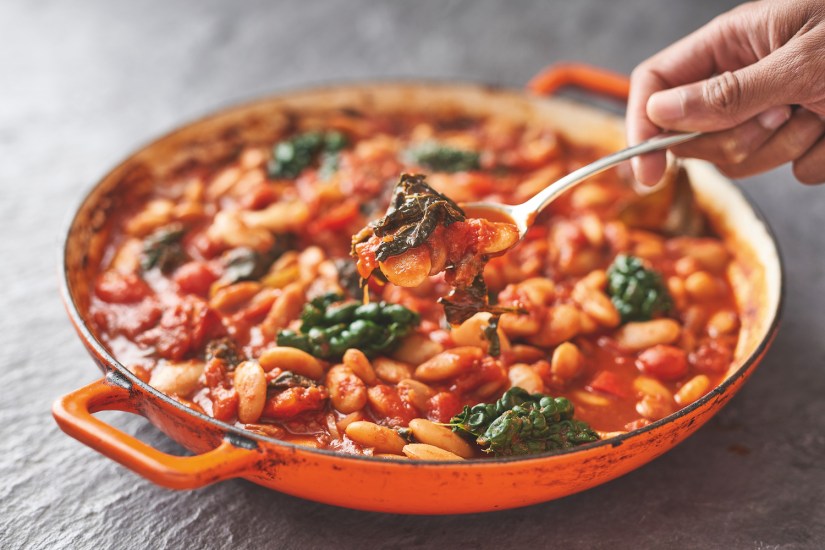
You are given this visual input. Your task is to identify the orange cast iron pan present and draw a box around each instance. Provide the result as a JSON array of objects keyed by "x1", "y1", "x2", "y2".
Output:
[{"x1": 53, "y1": 64, "x2": 783, "y2": 514}]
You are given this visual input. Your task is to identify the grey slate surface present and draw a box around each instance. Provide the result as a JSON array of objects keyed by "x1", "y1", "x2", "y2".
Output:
[{"x1": 2, "y1": 0, "x2": 824, "y2": 548}]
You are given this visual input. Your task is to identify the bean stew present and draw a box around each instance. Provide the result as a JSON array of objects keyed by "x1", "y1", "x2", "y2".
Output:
[{"x1": 88, "y1": 109, "x2": 739, "y2": 459}]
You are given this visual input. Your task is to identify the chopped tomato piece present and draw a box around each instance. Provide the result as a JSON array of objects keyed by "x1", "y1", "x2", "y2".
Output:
[
  {"x1": 91, "y1": 298, "x2": 162, "y2": 338},
  {"x1": 690, "y1": 338, "x2": 733, "y2": 374},
  {"x1": 173, "y1": 261, "x2": 218, "y2": 297},
  {"x1": 262, "y1": 386, "x2": 329, "y2": 419},
  {"x1": 587, "y1": 370, "x2": 628, "y2": 398},
  {"x1": 201, "y1": 358, "x2": 228, "y2": 389},
  {"x1": 636, "y1": 345, "x2": 689, "y2": 381},
  {"x1": 136, "y1": 297, "x2": 224, "y2": 360},
  {"x1": 308, "y1": 199, "x2": 360, "y2": 234},
  {"x1": 240, "y1": 183, "x2": 278, "y2": 210},
  {"x1": 95, "y1": 271, "x2": 152, "y2": 304},
  {"x1": 187, "y1": 228, "x2": 224, "y2": 260},
  {"x1": 367, "y1": 385, "x2": 418, "y2": 426},
  {"x1": 426, "y1": 392, "x2": 463, "y2": 423},
  {"x1": 210, "y1": 385, "x2": 239, "y2": 422},
  {"x1": 451, "y1": 357, "x2": 506, "y2": 395}
]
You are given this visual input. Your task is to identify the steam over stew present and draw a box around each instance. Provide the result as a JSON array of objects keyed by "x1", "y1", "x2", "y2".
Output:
[{"x1": 90, "y1": 109, "x2": 739, "y2": 459}]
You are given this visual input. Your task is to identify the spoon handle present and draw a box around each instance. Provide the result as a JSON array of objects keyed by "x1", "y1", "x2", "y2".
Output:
[{"x1": 520, "y1": 132, "x2": 702, "y2": 215}]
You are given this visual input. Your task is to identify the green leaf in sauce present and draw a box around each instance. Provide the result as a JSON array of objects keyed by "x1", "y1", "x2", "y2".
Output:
[
  {"x1": 140, "y1": 223, "x2": 187, "y2": 274},
  {"x1": 607, "y1": 254, "x2": 673, "y2": 323},
  {"x1": 446, "y1": 387, "x2": 599, "y2": 456},
  {"x1": 267, "y1": 130, "x2": 349, "y2": 180},
  {"x1": 405, "y1": 141, "x2": 481, "y2": 173},
  {"x1": 276, "y1": 292, "x2": 420, "y2": 360}
]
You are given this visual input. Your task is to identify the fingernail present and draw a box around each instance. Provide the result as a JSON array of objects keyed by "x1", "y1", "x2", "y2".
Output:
[
  {"x1": 632, "y1": 156, "x2": 657, "y2": 187},
  {"x1": 631, "y1": 157, "x2": 645, "y2": 183},
  {"x1": 757, "y1": 106, "x2": 791, "y2": 130},
  {"x1": 647, "y1": 90, "x2": 684, "y2": 123}
]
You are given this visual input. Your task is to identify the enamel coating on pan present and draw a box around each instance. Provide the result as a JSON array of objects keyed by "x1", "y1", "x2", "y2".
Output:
[{"x1": 53, "y1": 65, "x2": 783, "y2": 514}]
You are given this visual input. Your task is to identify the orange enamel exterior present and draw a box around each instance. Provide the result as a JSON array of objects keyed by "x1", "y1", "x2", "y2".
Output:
[{"x1": 53, "y1": 64, "x2": 783, "y2": 514}]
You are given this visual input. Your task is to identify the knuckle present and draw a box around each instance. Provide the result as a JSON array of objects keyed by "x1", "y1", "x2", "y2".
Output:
[
  {"x1": 702, "y1": 72, "x2": 743, "y2": 115},
  {"x1": 630, "y1": 63, "x2": 652, "y2": 84}
]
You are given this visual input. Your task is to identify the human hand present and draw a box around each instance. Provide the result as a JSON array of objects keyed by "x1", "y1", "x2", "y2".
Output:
[{"x1": 628, "y1": 0, "x2": 825, "y2": 185}]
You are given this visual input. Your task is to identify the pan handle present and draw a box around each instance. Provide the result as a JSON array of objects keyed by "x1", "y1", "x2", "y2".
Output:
[
  {"x1": 52, "y1": 373, "x2": 260, "y2": 489},
  {"x1": 528, "y1": 62, "x2": 630, "y2": 101}
]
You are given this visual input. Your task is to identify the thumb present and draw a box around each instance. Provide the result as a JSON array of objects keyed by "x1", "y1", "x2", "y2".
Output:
[{"x1": 646, "y1": 55, "x2": 789, "y2": 132}]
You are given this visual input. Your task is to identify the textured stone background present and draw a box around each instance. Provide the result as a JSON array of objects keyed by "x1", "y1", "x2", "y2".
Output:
[{"x1": 2, "y1": 1, "x2": 824, "y2": 548}]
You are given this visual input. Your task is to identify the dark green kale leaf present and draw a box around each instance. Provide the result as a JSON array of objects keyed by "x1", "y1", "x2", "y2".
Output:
[
  {"x1": 140, "y1": 223, "x2": 187, "y2": 274},
  {"x1": 268, "y1": 370, "x2": 317, "y2": 390},
  {"x1": 333, "y1": 258, "x2": 365, "y2": 301},
  {"x1": 446, "y1": 387, "x2": 599, "y2": 456},
  {"x1": 405, "y1": 141, "x2": 481, "y2": 173},
  {"x1": 221, "y1": 234, "x2": 296, "y2": 285},
  {"x1": 204, "y1": 337, "x2": 244, "y2": 369},
  {"x1": 350, "y1": 173, "x2": 466, "y2": 262},
  {"x1": 276, "y1": 292, "x2": 420, "y2": 360},
  {"x1": 267, "y1": 130, "x2": 348, "y2": 180},
  {"x1": 482, "y1": 315, "x2": 502, "y2": 357},
  {"x1": 222, "y1": 247, "x2": 267, "y2": 284},
  {"x1": 607, "y1": 254, "x2": 673, "y2": 323}
]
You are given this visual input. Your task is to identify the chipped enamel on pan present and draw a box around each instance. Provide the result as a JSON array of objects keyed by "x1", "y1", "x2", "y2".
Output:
[{"x1": 55, "y1": 81, "x2": 782, "y2": 514}]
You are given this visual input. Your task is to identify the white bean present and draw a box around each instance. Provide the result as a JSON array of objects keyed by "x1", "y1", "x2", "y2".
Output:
[
  {"x1": 391, "y1": 333, "x2": 444, "y2": 365},
  {"x1": 408, "y1": 419, "x2": 475, "y2": 458},
  {"x1": 234, "y1": 361, "x2": 267, "y2": 424},
  {"x1": 379, "y1": 246, "x2": 431, "y2": 288},
  {"x1": 675, "y1": 375, "x2": 711, "y2": 406},
  {"x1": 526, "y1": 304, "x2": 581, "y2": 347},
  {"x1": 345, "y1": 421, "x2": 406, "y2": 454},
  {"x1": 551, "y1": 342, "x2": 584, "y2": 382},
  {"x1": 343, "y1": 348, "x2": 378, "y2": 385},
  {"x1": 402, "y1": 443, "x2": 464, "y2": 461},
  {"x1": 414, "y1": 347, "x2": 482, "y2": 382},
  {"x1": 397, "y1": 379, "x2": 435, "y2": 413},
  {"x1": 258, "y1": 346, "x2": 323, "y2": 379},
  {"x1": 508, "y1": 364, "x2": 544, "y2": 394},
  {"x1": 326, "y1": 365, "x2": 367, "y2": 414},
  {"x1": 684, "y1": 271, "x2": 719, "y2": 301},
  {"x1": 372, "y1": 357, "x2": 414, "y2": 384},
  {"x1": 149, "y1": 360, "x2": 205, "y2": 397},
  {"x1": 572, "y1": 281, "x2": 620, "y2": 328},
  {"x1": 450, "y1": 312, "x2": 509, "y2": 354},
  {"x1": 615, "y1": 319, "x2": 681, "y2": 351}
]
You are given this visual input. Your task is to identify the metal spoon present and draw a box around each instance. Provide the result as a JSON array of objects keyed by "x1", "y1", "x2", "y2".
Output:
[{"x1": 460, "y1": 132, "x2": 702, "y2": 238}]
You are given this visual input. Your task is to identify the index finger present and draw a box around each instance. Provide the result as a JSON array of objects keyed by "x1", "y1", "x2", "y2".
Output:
[{"x1": 627, "y1": 11, "x2": 749, "y2": 183}]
